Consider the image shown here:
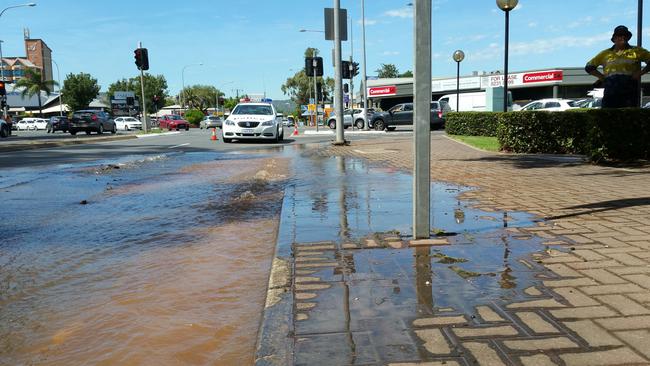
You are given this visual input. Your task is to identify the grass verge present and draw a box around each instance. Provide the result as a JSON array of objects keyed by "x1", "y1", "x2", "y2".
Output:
[{"x1": 448, "y1": 135, "x2": 500, "y2": 152}]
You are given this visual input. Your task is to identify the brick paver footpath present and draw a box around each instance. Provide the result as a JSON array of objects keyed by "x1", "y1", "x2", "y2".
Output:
[{"x1": 257, "y1": 134, "x2": 650, "y2": 366}]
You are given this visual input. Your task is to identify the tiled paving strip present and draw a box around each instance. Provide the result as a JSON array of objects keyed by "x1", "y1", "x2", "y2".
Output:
[{"x1": 315, "y1": 135, "x2": 650, "y2": 365}]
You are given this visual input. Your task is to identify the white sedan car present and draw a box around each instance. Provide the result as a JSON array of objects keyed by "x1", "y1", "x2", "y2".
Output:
[
  {"x1": 222, "y1": 102, "x2": 284, "y2": 143},
  {"x1": 16, "y1": 118, "x2": 36, "y2": 130},
  {"x1": 114, "y1": 117, "x2": 143, "y2": 131},
  {"x1": 33, "y1": 118, "x2": 48, "y2": 130},
  {"x1": 519, "y1": 98, "x2": 578, "y2": 112}
]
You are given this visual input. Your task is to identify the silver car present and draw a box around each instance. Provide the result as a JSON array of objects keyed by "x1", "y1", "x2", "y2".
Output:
[{"x1": 200, "y1": 116, "x2": 222, "y2": 129}]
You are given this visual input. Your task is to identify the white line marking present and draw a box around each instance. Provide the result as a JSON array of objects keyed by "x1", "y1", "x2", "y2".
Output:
[{"x1": 168, "y1": 143, "x2": 190, "y2": 149}]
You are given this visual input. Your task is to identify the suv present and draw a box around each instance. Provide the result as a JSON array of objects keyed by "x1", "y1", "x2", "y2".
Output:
[
  {"x1": 47, "y1": 116, "x2": 69, "y2": 133},
  {"x1": 69, "y1": 110, "x2": 116, "y2": 135},
  {"x1": 370, "y1": 102, "x2": 450, "y2": 131}
]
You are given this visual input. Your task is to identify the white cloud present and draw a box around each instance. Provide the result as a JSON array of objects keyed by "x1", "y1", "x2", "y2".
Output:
[
  {"x1": 358, "y1": 19, "x2": 377, "y2": 26},
  {"x1": 568, "y1": 16, "x2": 593, "y2": 29},
  {"x1": 384, "y1": 8, "x2": 413, "y2": 19},
  {"x1": 382, "y1": 51, "x2": 400, "y2": 56},
  {"x1": 528, "y1": 22, "x2": 538, "y2": 28}
]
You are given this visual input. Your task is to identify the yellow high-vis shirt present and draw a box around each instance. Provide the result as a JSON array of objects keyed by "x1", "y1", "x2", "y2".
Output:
[{"x1": 586, "y1": 45, "x2": 650, "y2": 77}]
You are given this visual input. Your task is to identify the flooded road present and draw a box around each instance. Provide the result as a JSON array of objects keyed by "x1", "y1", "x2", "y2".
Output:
[{"x1": 1, "y1": 150, "x2": 288, "y2": 365}]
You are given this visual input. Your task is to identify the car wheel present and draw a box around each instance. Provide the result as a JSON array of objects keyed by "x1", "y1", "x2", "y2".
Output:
[
  {"x1": 328, "y1": 120, "x2": 336, "y2": 129},
  {"x1": 278, "y1": 127, "x2": 284, "y2": 142},
  {"x1": 0, "y1": 126, "x2": 8, "y2": 138},
  {"x1": 111, "y1": 124, "x2": 117, "y2": 134},
  {"x1": 185, "y1": 126, "x2": 189, "y2": 131},
  {"x1": 223, "y1": 137, "x2": 232, "y2": 143},
  {"x1": 355, "y1": 119, "x2": 364, "y2": 129},
  {"x1": 168, "y1": 127, "x2": 173, "y2": 131},
  {"x1": 70, "y1": 129, "x2": 77, "y2": 135},
  {"x1": 98, "y1": 124, "x2": 104, "y2": 134},
  {"x1": 374, "y1": 119, "x2": 385, "y2": 131},
  {"x1": 124, "y1": 125, "x2": 129, "y2": 131},
  {"x1": 85, "y1": 130, "x2": 91, "y2": 135}
]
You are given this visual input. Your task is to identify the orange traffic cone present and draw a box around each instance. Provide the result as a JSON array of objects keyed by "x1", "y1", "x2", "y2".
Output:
[
  {"x1": 292, "y1": 125, "x2": 299, "y2": 136},
  {"x1": 210, "y1": 128, "x2": 218, "y2": 141}
]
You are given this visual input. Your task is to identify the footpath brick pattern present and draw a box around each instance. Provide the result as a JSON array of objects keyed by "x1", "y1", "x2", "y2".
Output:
[{"x1": 315, "y1": 135, "x2": 650, "y2": 365}]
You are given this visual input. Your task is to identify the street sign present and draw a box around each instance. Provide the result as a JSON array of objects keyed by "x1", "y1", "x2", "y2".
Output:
[
  {"x1": 324, "y1": 8, "x2": 348, "y2": 41},
  {"x1": 114, "y1": 91, "x2": 135, "y2": 100},
  {"x1": 308, "y1": 104, "x2": 316, "y2": 112}
]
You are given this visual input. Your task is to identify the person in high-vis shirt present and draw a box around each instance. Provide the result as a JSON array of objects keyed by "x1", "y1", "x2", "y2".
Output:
[{"x1": 585, "y1": 25, "x2": 650, "y2": 108}]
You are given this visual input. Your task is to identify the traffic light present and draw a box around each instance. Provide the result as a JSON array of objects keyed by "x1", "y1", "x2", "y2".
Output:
[
  {"x1": 341, "y1": 61, "x2": 351, "y2": 79},
  {"x1": 352, "y1": 62, "x2": 360, "y2": 77},
  {"x1": 0, "y1": 81, "x2": 5, "y2": 96},
  {"x1": 134, "y1": 48, "x2": 149, "y2": 71},
  {"x1": 343, "y1": 83, "x2": 349, "y2": 94},
  {"x1": 316, "y1": 82, "x2": 323, "y2": 101},
  {"x1": 304, "y1": 57, "x2": 323, "y2": 77}
]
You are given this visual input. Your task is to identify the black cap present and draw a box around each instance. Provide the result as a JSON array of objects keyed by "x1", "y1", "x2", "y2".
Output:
[{"x1": 611, "y1": 25, "x2": 632, "y2": 42}]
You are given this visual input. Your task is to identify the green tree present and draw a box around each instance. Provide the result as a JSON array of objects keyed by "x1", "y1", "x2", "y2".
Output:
[
  {"x1": 179, "y1": 84, "x2": 218, "y2": 112},
  {"x1": 106, "y1": 74, "x2": 168, "y2": 114},
  {"x1": 400, "y1": 70, "x2": 413, "y2": 77},
  {"x1": 61, "y1": 72, "x2": 100, "y2": 112},
  {"x1": 14, "y1": 69, "x2": 57, "y2": 117},
  {"x1": 184, "y1": 109, "x2": 204, "y2": 126},
  {"x1": 375, "y1": 63, "x2": 400, "y2": 78}
]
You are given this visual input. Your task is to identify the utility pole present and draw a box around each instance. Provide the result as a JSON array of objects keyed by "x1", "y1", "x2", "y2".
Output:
[
  {"x1": 333, "y1": 0, "x2": 345, "y2": 145},
  {"x1": 361, "y1": 0, "x2": 369, "y2": 130},
  {"x1": 0, "y1": 40, "x2": 6, "y2": 120},
  {"x1": 349, "y1": 16, "x2": 354, "y2": 129},
  {"x1": 138, "y1": 42, "x2": 148, "y2": 133},
  {"x1": 413, "y1": 0, "x2": 431, "y2": 238}
]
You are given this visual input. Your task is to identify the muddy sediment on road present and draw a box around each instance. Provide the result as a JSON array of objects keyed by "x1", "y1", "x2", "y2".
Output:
[{"x1": 1, "y1": 154, "x2": 290, "y2": 366}]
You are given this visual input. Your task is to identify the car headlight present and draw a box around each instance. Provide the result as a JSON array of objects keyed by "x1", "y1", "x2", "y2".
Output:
[
  {"x1": 225, "y1": 120, "x2": 235, "y2": 126},
  {"x1": 261, "y1": 120, "x2": 274, "y2": 126}
]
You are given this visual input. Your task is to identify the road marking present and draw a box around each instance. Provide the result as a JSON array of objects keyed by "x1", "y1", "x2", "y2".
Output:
[{"x1": 168, "y1": 143, "x2": 190, "y2": 149}]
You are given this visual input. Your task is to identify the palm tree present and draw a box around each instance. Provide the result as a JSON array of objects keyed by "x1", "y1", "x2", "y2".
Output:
[{"x1": 15, "y1": 69, "x2": 58, "y2": 117}]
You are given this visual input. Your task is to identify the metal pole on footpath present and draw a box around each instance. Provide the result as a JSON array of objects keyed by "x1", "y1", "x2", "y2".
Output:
[
  {"x1": 638, "y1": 0, "x2": 643, "y2": 106},
  {"x1": 413, "y1": 0, "x2": 431, "y2": 239},
  {"x1": 313, "y1": 62, "x2": 319, "y2": 132},
  {"x1": 361, "y1": 0, "x2": 369, "y2": 130},
  {"x1": 139, "y1": 42, "x2": 148, "y2": 133},
  {"x1": 333, "y1": 0, "x2": 345, "y2": 144}
]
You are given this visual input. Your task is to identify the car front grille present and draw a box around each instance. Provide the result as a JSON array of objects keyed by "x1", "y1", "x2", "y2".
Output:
[{"x1": 237, "y1": 121, "x2": 259, "y2": 128}]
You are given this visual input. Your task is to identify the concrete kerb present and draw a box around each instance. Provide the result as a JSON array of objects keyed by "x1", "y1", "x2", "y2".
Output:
[{"x1": 0, "y1": 134, "x2": 138, "y2": 152}]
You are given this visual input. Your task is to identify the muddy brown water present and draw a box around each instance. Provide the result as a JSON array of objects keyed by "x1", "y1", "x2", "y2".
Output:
[{"x1": 1, "y1": 151, "x2": 288, "y2": 365}]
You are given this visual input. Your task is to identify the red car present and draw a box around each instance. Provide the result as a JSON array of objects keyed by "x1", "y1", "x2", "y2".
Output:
[{"x1": 159, "y1": 115, "x2": 190, "y2": 131}]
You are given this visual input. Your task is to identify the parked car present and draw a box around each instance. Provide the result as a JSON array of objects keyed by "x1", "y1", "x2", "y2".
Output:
[
  {"x1": 222, "y1": 102, "x2": 283, "y2": 143},
  {"x1": 33, "y1": 118, "x2": 48, "y2": 130},
  {"x1": 47, "y1": 116, "x2": 69, "y2": 133},
  {"x1": 16, "y1": 118, "x2": 36, "y2": 131},
  {"x1": 199, "y1": 115, "x2": 222, "y2": 129},
  {"x1": 114, "y1": 116, "x2": 142, "y2": 131},
  {"x1": 285, "y1": 116, "x2": 295, "y2": 127},
  {"x1": 574, "y1": 98, "x2": 602, "y2": 109},
  {"x1": 370, "y1": 102, "x2": 450, "y2": 131},
  {"x1": 327, "y1": 108, "x2": 377, "y2": 130},
  {"x1": 69, "y1": 110, "x2": 117, "y2": 135},
  {"x1": 158, "y1": 115, "x2": 190, "y2": 131},
  {"x1": 0, "y1": 119, "x2": 11, "y2": 138},
  {"x1": 519, "y1": 98, "x2": 578, "y2": 112}
]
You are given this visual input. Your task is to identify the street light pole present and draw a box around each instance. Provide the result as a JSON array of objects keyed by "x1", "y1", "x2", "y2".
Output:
[
  {"x1": 333, "y1": 0, "x2": 345, "y2": 145},
  {"x1": 638, "y1": 0, "x2": 643, "y2": 106},
  {"x1": 181, "y1": 63, "x2": 203, "y2": 113},
  {"x1": 497, "y1": 0, "x2": 518, "y2": 112},
  {"x1": 361, "y1": 0, "x2": 369, "y2": 130},
  {"x1": 452, "y1": 50, "x2": 465, "y2": 112}
]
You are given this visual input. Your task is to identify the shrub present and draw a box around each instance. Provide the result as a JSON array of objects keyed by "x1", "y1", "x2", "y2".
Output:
[
  {"x1": 450, "y1": 109, "x2": 650, "y2": 162},
  {"x1": 184, "y1": 109, "x2": 204, "y2": 126},
  {"x1": 496, "y1": 110, "x2": 590, "y2": 154},
  {"x1": 446, "y1": 112, "x2": 501, "y2": 137}
]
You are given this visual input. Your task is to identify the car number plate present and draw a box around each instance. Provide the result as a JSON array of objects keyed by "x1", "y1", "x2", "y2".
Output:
[{"x1": 242, "y1": 129, "x2": 254, "y2": 133}]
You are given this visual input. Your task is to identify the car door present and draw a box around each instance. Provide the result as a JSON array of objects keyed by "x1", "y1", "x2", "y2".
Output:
[{"x1": 394, "y1": 104, "x2": 413, "y2": 125}]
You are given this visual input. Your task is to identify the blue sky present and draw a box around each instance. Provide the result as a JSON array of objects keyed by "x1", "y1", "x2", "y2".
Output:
[{"x1": 1, "y1": 0, "x2": 647, "y2": 100}]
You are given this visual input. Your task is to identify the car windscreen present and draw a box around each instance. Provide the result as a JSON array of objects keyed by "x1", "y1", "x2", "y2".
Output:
[
  {"x1": 232, "y1": 105, "x2": 273, "y2": 116},
  {"x1": 170, "y1": 115, "x2": 182, "y2": 120},
  {"x1": 566, "y1": 101, "x2": 577, "y2": 107}
]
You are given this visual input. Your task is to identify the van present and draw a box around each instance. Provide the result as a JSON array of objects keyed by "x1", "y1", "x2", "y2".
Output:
[{"x1": 439, "y1": 91, "x2": 513, "y2": 112}]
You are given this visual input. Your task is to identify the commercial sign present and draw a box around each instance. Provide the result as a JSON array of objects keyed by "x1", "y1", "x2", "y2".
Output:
[
  {"x1": 368, "y1": 85, "x2": 397, "y2": 97},
  {"x1": 114, "y1": 91, "x2": 135, "y2": 100},
  {"x1": 484, "y1": 70, "x2": 563, "y2": 88},
  {"x1": 432, "y1": 77, "x2": 481, "y2": 92}
]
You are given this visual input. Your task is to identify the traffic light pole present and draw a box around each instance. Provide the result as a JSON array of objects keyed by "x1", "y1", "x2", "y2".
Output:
[
  {"x1": 333, "y1": 0, "x2": 345, "y2": 145},
  {"x1": 138, "y1": 42, "x2": 148, "y2": 133},
  {"x1": 313, "y1": 60, "x2": 319, "y2": 132}
]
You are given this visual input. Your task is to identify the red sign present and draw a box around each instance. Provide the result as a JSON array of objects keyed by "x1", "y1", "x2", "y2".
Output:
[
  {"x1": 523, "y1": 70, "x2": 563, "y2": 84},
  {"x1": 368, "y1": 86, "x2": 397, "y2": 97}
]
